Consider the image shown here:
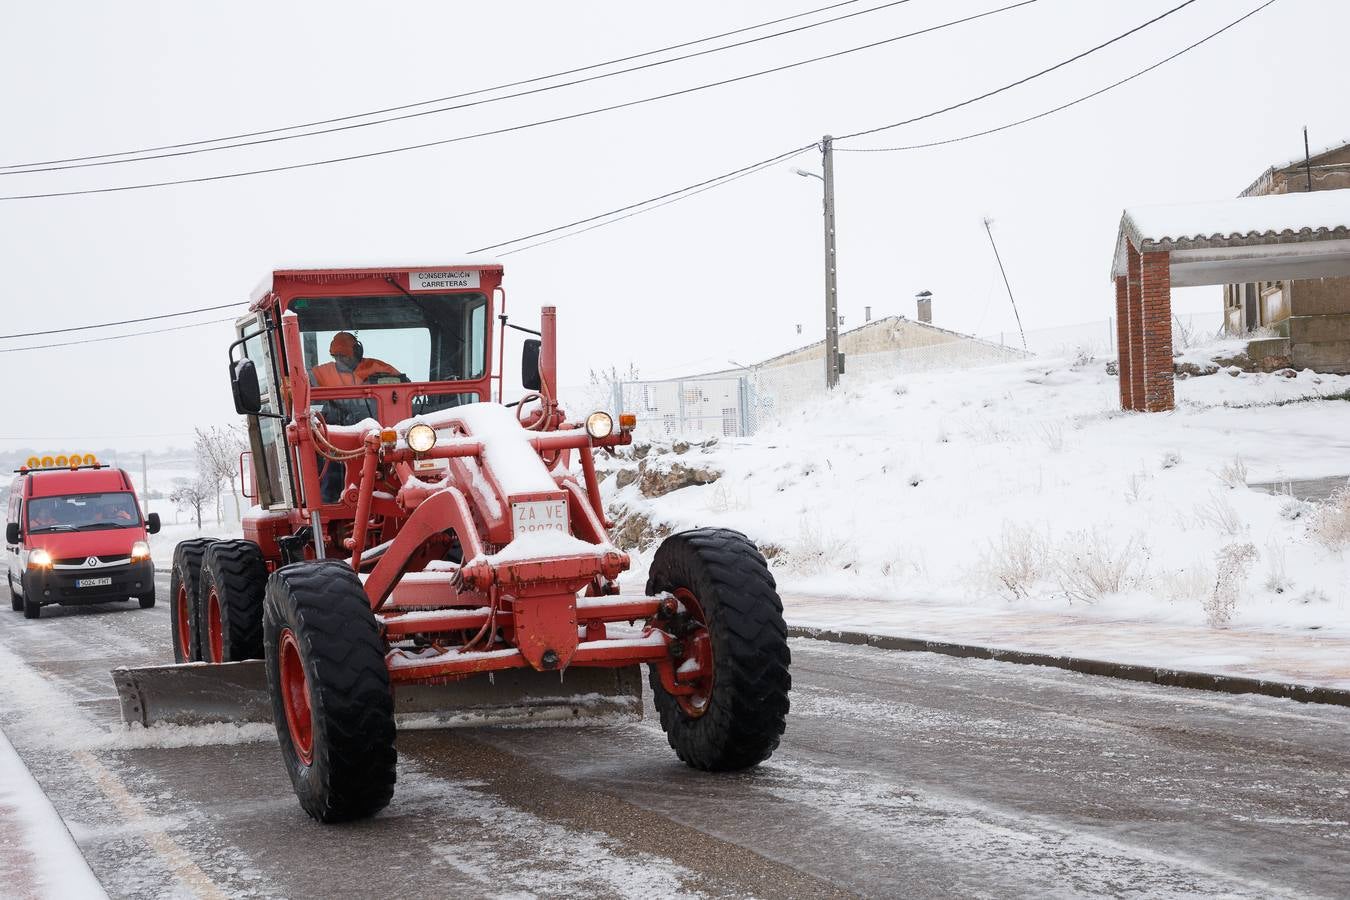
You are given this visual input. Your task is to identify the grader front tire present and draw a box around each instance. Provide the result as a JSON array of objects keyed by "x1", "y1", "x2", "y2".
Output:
[
  {"x1": 198, "y1": 540, "x2": 267, "y2": 662},
  {"x1": 645, "y1": 527, "x2": 791, "y2": 771},
  {"x1": 263, "y1": 560, "x2": 396, "y2": 823}
]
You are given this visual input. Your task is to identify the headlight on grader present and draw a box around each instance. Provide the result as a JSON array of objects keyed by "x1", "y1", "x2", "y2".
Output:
[
  {"x1": 585, "y1": 411, "x2": 614, "y2": 440},
  {"x1": 406, "y1": 423, "x2": 437, "y2": 454}
]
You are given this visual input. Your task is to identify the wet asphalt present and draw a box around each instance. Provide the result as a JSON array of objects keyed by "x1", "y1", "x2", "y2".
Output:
[{"x1": 0, "y1": 572, "x2": 1347, "y2": 899}]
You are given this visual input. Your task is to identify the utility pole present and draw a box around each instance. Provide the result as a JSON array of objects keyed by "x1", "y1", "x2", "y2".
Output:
[
  {"x1": 983, "y1": 217, "x2": 1027, "y2": 352},
  {"x1": 822, "y1": 135, "x2": 840, "y2": 389},
  {"x1": 141, "y1": 452, "x2": 149, "y2": 514},
  {"x1": 1304, "y1": 125, "x2": 1314, "y2": 192}
]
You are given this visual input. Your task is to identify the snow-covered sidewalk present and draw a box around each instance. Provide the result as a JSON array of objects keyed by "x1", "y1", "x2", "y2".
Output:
[
  {"x1": 783, "y1": 593, "x2": 1350, "y2": 693},
  {"x1": 0, "y1": 728, "x2": 104, "y2": 899}
]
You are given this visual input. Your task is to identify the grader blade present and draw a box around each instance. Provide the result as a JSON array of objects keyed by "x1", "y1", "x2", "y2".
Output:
[{"x1": 113, "y1": 661, "x2": 643, "y2": 729}]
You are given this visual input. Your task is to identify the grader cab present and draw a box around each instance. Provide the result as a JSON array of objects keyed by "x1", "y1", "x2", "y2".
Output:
[{"x1": 112, "y1": 265, "x2": 791, "y2": 822}]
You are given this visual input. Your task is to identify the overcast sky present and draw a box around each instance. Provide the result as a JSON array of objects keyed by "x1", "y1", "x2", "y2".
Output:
[{"x1": 1, "y1": 0, "x2": 1344, "y2": 451}]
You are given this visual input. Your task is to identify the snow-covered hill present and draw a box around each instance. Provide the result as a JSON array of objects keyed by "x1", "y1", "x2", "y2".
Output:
[{"x1": 601, "y1": 346, "x2": 1350, "y2": 635}]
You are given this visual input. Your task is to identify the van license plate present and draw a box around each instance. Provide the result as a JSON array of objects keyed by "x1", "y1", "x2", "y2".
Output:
[{"x1": 77, "y1": 577, "x2": 112, "y2": 588}]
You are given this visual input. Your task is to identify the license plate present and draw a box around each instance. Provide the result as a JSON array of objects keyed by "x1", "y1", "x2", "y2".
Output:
[
  {"x1": 77, "y1": 577, "x2": 112, "y2": 588},
  {"x1": 511, "y1": 499, "x2": 569, "y2": 538}
]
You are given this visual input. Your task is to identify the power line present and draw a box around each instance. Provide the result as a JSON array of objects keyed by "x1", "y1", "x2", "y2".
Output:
[
  {"x1": 6, "y1": 0, "x2": 922, "y2": 176},
  {"x1": 836, "y1": 0, "x2": 1279, "y2": 152},
  {"x1": 474, "y1": 0, "x2": 1220, "y2": 257},
  {"x1": 0, "y1": 0, "x2": 1039, "y2": 202},
  {"x1": 0, "y1": 301, "x2": 246, "y2": 340},
  {"x1": 0, "y1": 316, "x2": 237, "y2": 354},
  {"x1": 498, "y1": 148, "x2": 818, "y2": 256},
  {"x1": 834, "y1": 0, "x2": 1200, "y2": 143},
  {"x1": 471, "y1": 144, "x2": 817, "y2": 253},
  {"x1": 0, "y1": 0, "x2": 1269, "y2": 349},
  {"x1": 1, "y1": 0, "x2": 874, "y2": 171}
]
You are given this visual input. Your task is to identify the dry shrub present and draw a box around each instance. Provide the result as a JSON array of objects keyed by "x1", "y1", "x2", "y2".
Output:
[
  {"x1": 1263, "y1": 540, "x2": 1292, "y2": 595},
  {"x1": 1195, "y1": 492, "x2": 1243, "y2": 535},
  {"x1": 785, "y1": 520, "x2": 856, "y2": 575},
  {"x1": 1308, "y1": 487, "x2": 1350, "y2": 550},
  {"x1": 979, "y1": 523, "x2": 1050, "y2": 600},
  {"x1": 1055, "y1": 529, "x2": 1146, "y2": 604},
  {"x1": 1206, "y1": 542, "x2": 1257, "y2": 627},
  {"x1": 1216, "y1": 455, "x2": 1249, "y2": 489}
]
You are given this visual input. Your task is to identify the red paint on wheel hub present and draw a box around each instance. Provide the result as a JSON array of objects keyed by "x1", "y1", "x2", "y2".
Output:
[
  {"x1": 278, "y1": 628, "x2": 314, "y2": 766},
  {"x1": 672, "y1": 587, "x2": 714, "y2": 718},
  {"x1": 206, "y1": 588, "x2": 224, "y2": 663},
  {"x1": 175, "y1": 583, "x2": 191, "y2": 659}
]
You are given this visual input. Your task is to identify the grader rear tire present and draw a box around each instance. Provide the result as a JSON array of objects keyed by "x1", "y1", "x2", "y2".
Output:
[
  {"x1": 263, "y1": 560, "x2": 396, "y2": 823},
  {"x1": 170, "y1": 539, "x2": 213, "y2": 663},
  {"x1": 645, "y1": 527, "x2": 791, "y2": 771},
  {"x1": 198, "y1": 540, "x2": 267, "y2": 662}
]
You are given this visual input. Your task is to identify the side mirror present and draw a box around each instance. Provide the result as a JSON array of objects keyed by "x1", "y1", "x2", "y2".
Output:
[
  {"x1": 521, "y1": 339, "x2": 542, "y2": 392},
  {"x1": 146, "y1": 512, "x2": 161, "y2": 535},
  {"x1": 230, "y1": 358, "x2": 263, "y2": 415},
  {"x1": 5, "y1": 523, "x2": 18, "y2": 545}
]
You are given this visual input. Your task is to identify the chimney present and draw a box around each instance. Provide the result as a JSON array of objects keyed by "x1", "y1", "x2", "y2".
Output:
[
  {"x1": 865, "y1": 305, "x2": 872, "y2": 322},
  {"x1": 915, "y1": 290, "x2": 933, "y2": 324}
]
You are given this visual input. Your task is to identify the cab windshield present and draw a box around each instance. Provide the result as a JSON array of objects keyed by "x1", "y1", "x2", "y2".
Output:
[
  {"x1": 28, "y1": 492, "x2": 142, "y2": 533},
  {"x1": 290, "y1": 293, "x2": 488, "y2": 388}
]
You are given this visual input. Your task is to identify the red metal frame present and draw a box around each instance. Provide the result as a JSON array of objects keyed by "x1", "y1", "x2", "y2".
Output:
[{"x1": 231, "y1": 265, "x2": 692, "y2": 700}]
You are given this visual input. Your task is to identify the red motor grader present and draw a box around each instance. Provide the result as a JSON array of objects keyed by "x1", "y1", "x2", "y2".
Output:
[{"x1": 112, "y1": 264, "x2": 791, "y2": 822}]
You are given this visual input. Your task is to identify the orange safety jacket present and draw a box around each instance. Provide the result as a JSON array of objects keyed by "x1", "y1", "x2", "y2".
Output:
[{"x1": 312, "y1": 358, "x2": 400, "y2": 388}]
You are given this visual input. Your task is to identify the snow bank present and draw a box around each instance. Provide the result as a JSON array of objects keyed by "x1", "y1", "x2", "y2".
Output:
[
  {"x1": 0, "y1": 728, "x2": 105, "y2": 898},
  {"x1": 602, "y1": 344, "x2": 1350, "y2": 634}
]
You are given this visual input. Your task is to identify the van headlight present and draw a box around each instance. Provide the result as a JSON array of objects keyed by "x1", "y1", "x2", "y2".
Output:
[
  {"x1": 131, "y1": 541, "x2": 151, "y2": 562},
  {"x1": 585, "y1": 411, "x2": 614, "y2": 439},
  {"x1": 28, "y1": 549, "x2": 52, "y2": 570},
  {"x1": 407, "y1": 423, "x2": 438, "y2": 453}
]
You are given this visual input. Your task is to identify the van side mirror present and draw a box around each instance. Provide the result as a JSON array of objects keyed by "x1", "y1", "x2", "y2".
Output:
[
  {"x1": 5, "y1": 523, "x2": 18, "y2": 545},
  {"x1": 521, "y1": 339, "x2": 542, "y2": 392},
  {"x1": 146, "y1": 512, "x2": 161, "y2": 535},
  {"x1": 230, "y1": 358, "x2": 263, "y2": 415}
]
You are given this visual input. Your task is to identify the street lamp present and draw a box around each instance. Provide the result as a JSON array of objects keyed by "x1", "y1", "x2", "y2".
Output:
[{"x1": 792, "y1": 136, "x2": 840, "y2": 389}]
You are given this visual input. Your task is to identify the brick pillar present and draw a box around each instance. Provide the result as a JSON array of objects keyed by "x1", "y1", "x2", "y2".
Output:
[
  {"x1": 1126, "y1": 242, "x2": 1146, "y2": 410},
  {"x1": 1140, "y1": 250, "x2": 1175, "y2": 412},
  {"x1": 1114, "y1": 275, "x2": 1132, "y2": 410}
]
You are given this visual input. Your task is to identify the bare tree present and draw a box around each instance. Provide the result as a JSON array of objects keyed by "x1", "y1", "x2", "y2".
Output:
[
  {"x1": 170, "y1": 478, "x2": 211, "y2": 529},
  {"x1": 194, "y1": 425, "x2": 248, "y2": 521}
]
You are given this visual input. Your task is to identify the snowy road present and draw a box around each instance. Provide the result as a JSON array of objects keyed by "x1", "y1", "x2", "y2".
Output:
[{"x1": 1, "y1": 573, "x2": 1348, "y2": 899}]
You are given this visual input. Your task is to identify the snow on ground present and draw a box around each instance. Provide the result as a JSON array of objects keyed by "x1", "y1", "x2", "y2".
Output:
[
  {"x1": 148, "y1": 520, "x2": 243, "y2": 569},
  {"x1": 0, "y1": 724, "x2": 106, "y2": 899},
  {"x1": 602, "y1": 343, "x2": 1350, "y2": 637}
]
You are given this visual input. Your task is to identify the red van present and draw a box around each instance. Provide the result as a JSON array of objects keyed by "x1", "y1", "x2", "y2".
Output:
[{"x1": 5, "y1": 463, "x2": 160, "y2": 619}]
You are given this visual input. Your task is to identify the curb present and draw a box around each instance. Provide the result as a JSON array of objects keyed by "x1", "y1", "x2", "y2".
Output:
[{"x1": 787, "y1": 626, "x2": 1350, "y2": 708}]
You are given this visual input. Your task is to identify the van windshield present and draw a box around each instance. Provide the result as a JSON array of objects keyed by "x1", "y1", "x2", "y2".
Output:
[{"x1": 27, "y1": 493, "x2": 142, "y2": 533}]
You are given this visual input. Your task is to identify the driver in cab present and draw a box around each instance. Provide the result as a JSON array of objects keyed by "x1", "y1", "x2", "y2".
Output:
[{"x1": 312, "y1": 332, "x2": 401, "y2": 387}]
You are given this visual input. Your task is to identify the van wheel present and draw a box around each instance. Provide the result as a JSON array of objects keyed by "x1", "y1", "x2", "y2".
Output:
[
  {"x1": 8, "y1": 576, "x2": 20, "y2": 612},
  {"x1": 137, "y1": 591, "x2": 156, "y2": 609},
  {"x1": 23, "y1": 593, "x2": 41, "y2": 619}
]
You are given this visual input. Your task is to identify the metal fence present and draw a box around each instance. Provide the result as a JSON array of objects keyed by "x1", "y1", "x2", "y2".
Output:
[{"x1": 598, "y1": 311, "x2": 1231, "y2": 439}]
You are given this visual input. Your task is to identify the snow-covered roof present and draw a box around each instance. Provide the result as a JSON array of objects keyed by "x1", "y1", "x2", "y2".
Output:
[
  {"x1": 1268, "y1": 138, "x2": 1349, "y2": 174},
  {"x1": 1239, "y1": 139, "x2": 1350, "y2": 197},
  {"x1": 1112, "y1": 189, "x2": 1350, "y2": 285}
]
